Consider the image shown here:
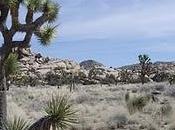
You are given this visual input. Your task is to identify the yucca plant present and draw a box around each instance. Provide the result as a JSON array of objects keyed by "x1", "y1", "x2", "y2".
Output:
[
  {"x1": 3, "y1": 117, "x2": 29, "y2": 130},
  {"x1": 28, "y1": 95, "x2": 78, "y2": 130}
]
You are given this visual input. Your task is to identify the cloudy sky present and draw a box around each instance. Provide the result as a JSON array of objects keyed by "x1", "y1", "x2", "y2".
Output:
[{"x1": 3, "y1": 0, "x2": 175, "y2": 67}]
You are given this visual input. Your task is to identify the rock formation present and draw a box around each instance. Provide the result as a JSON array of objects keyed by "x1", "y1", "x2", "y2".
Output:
[{"x1": 8, "y1": 49, "x2": 175, "y2": 86}]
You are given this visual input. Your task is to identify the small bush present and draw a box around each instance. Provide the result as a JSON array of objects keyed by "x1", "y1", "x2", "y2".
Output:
[
  {"x1": 165, "y1": 87, "x2": 175, "y2": 98},
  {"x1": 159, "y1": 103, "x2": 172, "y2": 117},
  {"x1": 125, "y1": 93, "x2": 150, "y2": 114},
  {"x1": 169, "y1": 75, "x2": 175, "y2": 85},
  {"x1": 107, "y1": 114, "x2": 128, "y2": 129}
]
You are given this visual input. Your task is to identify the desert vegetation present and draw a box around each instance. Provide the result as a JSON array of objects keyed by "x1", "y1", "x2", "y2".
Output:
[
  {"x1": 0, "y1": 0, "x2": 60, "y2": 129},
  {"x1": 1, "y1": 0, "x2": 175, "y2": 130},
  {"x1": 138, "y1": 54, "x2": 152, "y2": 84},
  {"x1": 6, "y1": 82, "x2": 175, "y2": 130}
]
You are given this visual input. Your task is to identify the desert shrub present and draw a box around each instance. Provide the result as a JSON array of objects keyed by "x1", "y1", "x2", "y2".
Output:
[
  {"x1": 105, "y1": 74, "x2": 117, "y2": 84},
  {"x1": 88, "y1": 68, "x2": 104, "y2": 80},
  {"x1": 125, "y1": 93, "x2": 151, "y2": 114},
  {"x1": 12, "y1": 74, "x2": 29, "y2": 86},
  {"x1": 164, "y1": 87, "x2": 175, "y2": 98},
  {"x1": 75, "y1": 93, "x2": 91, "y2": 104},
  {"x1": 168, "y1": 75, "x2": 175, "y2": 85},
  {"x1": 118, "y1": 69, "x2": 133, "y2": 83},
  {"x1": 147, "y1": 124, "x2": 158, "y2": 130},
  {"x1": 152, "y1": 72, "x2": 170, "y2": 82},
  {"x1": 159, "y1": 103, "x2": 172, "y2": 117},
  {"x1": 78, "y1": 71, "x2": 87, "y2": 79},
  {"x1": 154, "y1": 84, "x2": 165, "y2": 91},
  {"x1": 13, "y1": 74, "x2": 41, "y2": 87},
  {"x1": 107, "y1": 114, "x2": 128, "y2": 129},
  {"x1": 45, "y1": 71, "x2": 68, "y2": 86},
  {"x1": 169, "y1": 125, "x2": 175, "y2": 130}
]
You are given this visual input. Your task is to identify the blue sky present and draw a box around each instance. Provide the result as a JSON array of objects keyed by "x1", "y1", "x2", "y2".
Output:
[{"x1": 2, "y1": 0, "x2": 175, "y2": 67}]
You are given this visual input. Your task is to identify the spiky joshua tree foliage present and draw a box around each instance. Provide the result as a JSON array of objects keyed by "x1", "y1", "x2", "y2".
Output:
[
  {"x1": 4, "y1": 53, "x2": 19, "y2": 78},
  {"x1": 0, "y1": 0, "x2": 59, "y2": 129},
  {"x1": 138, "y1": 54, "x2": 151, "y2": 84}
]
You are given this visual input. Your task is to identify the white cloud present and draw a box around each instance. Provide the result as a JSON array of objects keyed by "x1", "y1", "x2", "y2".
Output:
[{"x1": 59, "y1": 0, "x2": 175, "y2": 41}]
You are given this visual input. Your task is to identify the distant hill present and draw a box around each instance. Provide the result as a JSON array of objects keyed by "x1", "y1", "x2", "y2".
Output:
[
  {"x1": 118, "y1": 61, "x2": 175, "y2": 72},
  {"x1": 80, "y1": 60, "x2": 104, "y2": 70}
]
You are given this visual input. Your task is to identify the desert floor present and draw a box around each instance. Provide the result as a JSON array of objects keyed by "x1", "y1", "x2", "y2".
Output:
[{"x1": 7, "y1": 82, "x2": 175, "y2": 130}]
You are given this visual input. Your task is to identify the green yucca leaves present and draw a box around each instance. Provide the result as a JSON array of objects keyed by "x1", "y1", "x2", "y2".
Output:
[
  {"x1": 23, "y1": 0, "x2": 47, "y2": 11},
  {"x1": 36, "y1": 24, "x2": 57, "y2": 46},
  {"x1": 23, "y1": 0, "x2": 42, "y2": 11},
  {"x1": 6, "y1": 0, "x2": 18, "y2": 7},
  {"x1": 44, "y1": 95, "x2": 78, "y2": 129},
  {"x1": 4, "y1": 53, "x2": 19, "y2": 77},
  {"x1": 23, "y1": 0, "x2": 60, "y2": 20},
  {"x1": 44, "y1": 1, "x2": 60, "y2": 23},
  {"x1": 4, "y1": 117, "x2": 29, "y2": 130}
]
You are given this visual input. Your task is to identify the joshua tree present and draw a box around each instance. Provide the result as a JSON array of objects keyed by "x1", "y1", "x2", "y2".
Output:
[
  {"x1": 0, "y1": 0, "x2": 59, "y2": 129},
  {"x1": 138, "y1": 54, "x2": 151, "y2": 84}
]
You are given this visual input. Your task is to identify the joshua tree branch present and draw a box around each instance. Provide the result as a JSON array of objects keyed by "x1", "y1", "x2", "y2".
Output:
[
  {"x1": 10, "y1": 2, "x2": 20, "y2": 30},
  {"x1": 26, "y1": 8, "x2": 34, "y2": 24}
]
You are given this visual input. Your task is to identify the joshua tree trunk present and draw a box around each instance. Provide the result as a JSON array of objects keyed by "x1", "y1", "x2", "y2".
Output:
[
  {"x1": 0, "y1": 0, "x2": 59, "y2": 128},
  {"x1": 0, "y1": 45, "x2": 11, "y2": 130},
  {"x1": 140, "y1": 73, "x2": 145, "y2": 85},
  {"x1": 52, "y1": 124, "x2": 56, "y2": 130},
  {"x1": 0, "y1": 61, "x2": 7, "y2": 130}
]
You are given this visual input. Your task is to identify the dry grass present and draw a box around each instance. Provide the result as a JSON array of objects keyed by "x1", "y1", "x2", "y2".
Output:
[{"x1": 7, "y1": 82, "x2": 175, "y2": 130}]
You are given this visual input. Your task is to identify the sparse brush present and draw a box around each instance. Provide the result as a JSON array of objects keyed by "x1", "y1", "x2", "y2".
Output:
[
  {"x1": 169, "y1": 125, "x2": 175, "y2": 130},
  {"x1": 125, "y1": 93, "x2": 150, "y2": 114},
  {"x1": 147, "y1": 124, "x2": 158, "y2": 130},
  {"x1": 168, "y1": 75, "x2": 175, "y2": 85},
  {"x1": 159, "y1": 103, "x2": 172, "y2": 117}
]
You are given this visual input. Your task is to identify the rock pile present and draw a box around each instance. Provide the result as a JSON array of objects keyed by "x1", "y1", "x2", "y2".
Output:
[{"x1": 10, "y1": 49, "x2": 175, "y2": 86}]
